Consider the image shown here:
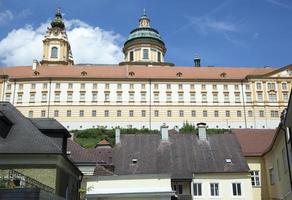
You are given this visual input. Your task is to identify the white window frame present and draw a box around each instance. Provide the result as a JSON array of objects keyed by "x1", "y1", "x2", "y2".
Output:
[
  {"x1": 250, "y1": 171, "x2": 261, "y2": 186},
  {"x1": 193, "y1": 182, "x2": 202, "y2": 196},
  {"x1": 232, "y1": 182, "x2": 242, "y2": 196},
  {"x1": 210, "y1": 183, "x2": 219, "y2": 197}
]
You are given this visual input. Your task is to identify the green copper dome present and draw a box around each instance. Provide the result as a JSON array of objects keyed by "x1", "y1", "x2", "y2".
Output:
[{"x1": 51, "y1": 8, "x2": 65, "y2": 29}]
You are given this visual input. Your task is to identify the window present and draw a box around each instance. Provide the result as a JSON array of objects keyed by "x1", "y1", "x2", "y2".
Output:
[
  {"x1": 93, "y1": 83, "x2": 97, "y2": 90},
  {"x1": 283, "y1": 93, "x2": 289, "y2": 102},
  {"x1": 5, "y1": 94, "x2": 10, "y2": 102},
  {"x1": 56, "y1": 83, "x2": 60, "y2": 89},
  {"x1": 210, "y1": 183, "x2": 219, "y2": 196},
  {"x1": 268, "y1": 83, "x2": 276, "y2": 90},
  {"x1": 248, "y1": 110, "x2": 253, "y2": 117},
  {"x1": 173, "y1": 184, "x2": 183, "y2": 195},
  {"x1": 141, "y1": 93, "x2": 146, "y2": 101},
  {"x1": 191, "y1": 110, "x2": 196, "y2": 117},
  {"x1": 68, "y1": 83, "x2": 73, "y2": 89},
  {"x1": 154, "y1": 110, "x2": 159, "y2": 117},
  {"x1": 129, "y1": 51, "x2": 134, "y2": 61},
  {"x1": 193, "y1": 183, "x2": 202, "y2": 196},
  {"x1": 141, "y1": 110, "x2": 146, "y2": 117},
  {"x1": 269, "y1": 93, "x2": 277, "y2": 102},
  {"x1": 117, "y1": 93, "x2": 122, "y2": 102},
  {"x1": 54, "y1": 93, "x2": 60, "y2": 102},
  {"x1": 154, "y1": 84, "x2": 159, "y2": 90},
  {"x1": 282, "y1": 83, "x2": 287, "y2": 90},
  {"x1": 201, "y1": 84, "x2": 206, "y2": 90},
  {"x1": 80, "y1": 83, "x2": 85, "y2": 90},
  {"x1": 179, "y1": 110, "x2": 184, "y2": 117},
  {"x1": 224, "y1": 93, "x2": 229, "y2": 102},
  {"x1": 226, "y1": 110, "x2": 230, "y2": 117},
  {"x1": 190, "y1": 84, "x2": 195, "y2": 90},
  {"x1": 54, "y1": 110, "x2": 59, "y2": 117},
  {"x1": 246, "y1": 93, "x2": 252, "y2": 102},
  {"x1": 31, "y1": 83, "x2": 36, "y2": 90},
  {"x1": 67, "y1": 93, "x2": 73, "y2": 102},
  {"x1": 51, "y1": 47, "x2": 58, "y2": 58},
  {"x1": 18, "y1": 84, "x2": 23, "y2": 90},
  {"x1": 129, "y1": 110, "x2": 134, "y2": 117},
  {"x1": 154, "y1": 93, "x2": 159, "y2": 102},
  {"x1": 92, "y1": 93, "x2": 97, "y2": 102},
  {"x1": 6, "y1": 83, "x2": 11, "y2": 90},
  {"x1": 129, "y1": 93, "x2": 135, "y2": 102},
  {"x1": 257, "y1": 93, "x2": 263, "y2": 102},
  {"x1": 234, "y1": 84, "x2": 239, "y2": 90},
  {"x1": 80, "y1": 93, "x2": 85, "y2": 102},
  {"x1": 167, "y1": 93, "x2": 172, "y2": 102},
  {"x1": 178, "y1": 84, "x2": 183, "y2": 90},
  {"x1": 67, "y1": 110, "x2": 71, "y2": 117},
  {"x1": 43, "y1": 83, "x2": 47, "y2": 90},
  {"x1": 41, "y1": 110, "x2": 46, "y2": 118},
  {"x1": 271, "y1": 110, "x2": 279, "y2": 118},
  {"x1": 256, "y1": 82, "x2": 262, "y2": 90},
  {"x1": 157, "y1": 52, "x2": 161, "y2": 62},
  {"x1": 129, "y1": 84, "x2": 134, "y2": 90},
  {"x1": 269, "y1": 168, "x2": 275, "y2": 185},
  {"x1": 213, "y1": 93, "x2": 218, "y2": 102},
  {"x1": 167, "y1": 110, "x2": 172, "y2": 117},
  {"x1": 212, "y1": 84, "x2": 217, "y2": 90},
  {"x1": 232, "y1": 183, "x2": 242, "y2": 196},
  {"x1": 277, "y1": 159, "x2": 281, "y2": 180},
  {"x1": 29, "y1": 93, "x2": 35, "y2": 103},
  {"x1": 203, "y1": 110, "x2": 208, "y2": 117},
  {"x1": 17, "y1": 94, "x2": 23, "y2": 103},
  {"x1": 190, "y1": 93, "x2": 196, "y2": 102},
  {"x1": 105, "y1": 93, "x2": 110, "y2": 102},
  {"x1": 223, "y1": 85, "x2": 228, "y2": 90},
  {"x1": 237, "y1": 110, "x2": 242, "y2": 117},
  {"x1": 214, "y1": 110, "x2": 219, "y2": 117},
  {"x1": 92, "y1": 110, "x2": 96, "y2": 117},
  {"x1": 117, "y1": 110, "x2": 121, "y2": 117},
  {"x1": 251, "y1": 171, "x2": 260, "y2": 186},
  {"x1": 178, "y1": 93, "x2": 184, "y2": 102},
  {"x1": 259, "y1": 110, "x2": 265, "y2": 117},
  {"x1": 117, "y1": 84, "x2": 122, "y2": 90},
  {"x1": 143, "y1": 49, "x2": 149, "y2": 59},
  {"x1": 246, "y1": 84, "x2": 250, "y2": 90},
  {"x1": 79, "y1": 110, "x2": 84, "y2": 117},
  {"x1": 235, "y1": 93, "x2": 241, "y2": 102},
  {"x1": 167, "y1": 84, "x2": 171, "y2": 90},
  {"x1": 104, "y1": 110, "x2": 109, "y2": 117},
  {"x1": 28, "y1": 111, "x2": 33, "y2": 118},
  {"x1": 202, "y1": 93, "x2": 207, "y2": 102},
  {"x1": 141, "y1": 84, "x2": 146, "y2": 90},
  {"x1": 105, "y1": 83, "x2": 110, "y2": 90}
]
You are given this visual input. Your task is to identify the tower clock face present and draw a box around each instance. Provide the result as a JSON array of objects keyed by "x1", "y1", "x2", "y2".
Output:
[{"x1": 53, "y1": 31, "x2": 59, "y2": 36}]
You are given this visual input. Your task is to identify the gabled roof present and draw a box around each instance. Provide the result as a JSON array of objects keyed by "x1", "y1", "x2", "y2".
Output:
[
  {"x1": 113, "y1": 133, "x2": 249, "y2": 179},
  {"x1": 0, "y1": 65, "x2": 276, "y2": 80},
  {"x1": 0, "y1": 102, "x2": 62, "y2": 154},
  {"x1": 67, "y1": 139, "x2": 113, "y2": 164},
  {"x1": 232, "y1": 129, "x2": 276, "y2": 156}
]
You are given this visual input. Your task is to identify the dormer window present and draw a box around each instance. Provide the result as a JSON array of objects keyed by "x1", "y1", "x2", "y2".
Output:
[
  {"x1": 143, "y1": 49, "x2": 149, "y2": 59},
  {"x1": 51, "y1": 47, "x2": 58, "y2": 58}
]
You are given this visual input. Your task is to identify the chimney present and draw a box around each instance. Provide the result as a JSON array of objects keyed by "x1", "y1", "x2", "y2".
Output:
[
  {"x1": 194, "y1": 55, "x2": 201, "y2": 67},
  {"x1": 32, "y1": 59, "x2": 39, "y2": 70},
  {"x1": 174, "y1": 125, "x2": 179, "y2": 133},
  {"x1": 115, "y1": 126, "x2": 121, "y2": 144},
  {"x1": 197, "y1": 122, "x2": 207, "y2": 140},
  {"x1": 160, "y1": 123, "x2": 169, "y2": 141}
]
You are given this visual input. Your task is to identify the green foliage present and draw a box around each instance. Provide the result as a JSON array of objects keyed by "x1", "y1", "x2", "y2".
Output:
[{"x1": 179, "y1": 121, "x2": 197, "y2": 133}]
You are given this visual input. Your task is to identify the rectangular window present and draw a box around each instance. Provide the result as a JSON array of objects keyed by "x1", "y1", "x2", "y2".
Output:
[
  {"x1": 54, "y1": 93, "x2": 60, "y2": 102},
  {"x1": 17, "y1": 94, "x2": 23, "y2": 103},
  {"x1": 214, "y1": 110, "x2": 219, "y2": 117},
  {"x1": 234, "y1": 84, "x2": 239, "y2": 90},
  {"x1": 193, "y1": 183, "x2": 202, "y2": 196},
  {"x1": 130, "y1": 51, "x2": 134, "y2": 61},
  {"x1": 224, "y1": 93, "x2": 229, "y2": 102},
  {"x1": 232, "y1": 183, "x2": 242, "y2": 196},
  {"x1": 269, "y1": 168, "x2": 275, "y2": 185},
  {"x1": 235, "y1": 93, "x2": 241, "y2": 102},
  {"x1": 55, "y1": 83, "x2": 61, "y2": 89},
  {"x1": 259, "y1": 110, "x2": 265, "y2": 117},
  {"x1": 54, "y1": 110, "x2": 59, "y2": 117},
  {"x1": 283, "y1": 93, "x2": 289, "y2": 102},
  {"x1": 141, "y1": 93, "x2": 146, "y2": 102},
  {"x1": 178, "y1": 84, "x2": 183, "y2": 90},
  {"x1": 5, "y1": 94, "x2": 10, "y2": 102},
  {"x1": 92, "y1": 83, "x2": 97, "y2": 90},
  {"x1": 203, "y1": 110, "x2": 208, "y2": 117},
  {"x1": 166, "y1": 93, "x2": 172, "y2": 102},
  {"x1": 129, "y1": 84, "x2": 134, "y2": 90},
  {"x1": 117, "y1": 93, "x2": 122, "y2": 102},
  {"x1": 80, "y1": 93, "x2": 85, "y2": 102},
  {"x1": 213, "y1": 93, "x2": 218, "y2": 102},
  {"x1": 201, "y1": 84, "x2": 206, "y2": 90},
  {"x1": 167, "y1": 84, "x2": 171, "y2": 90},
  {"x1": 256, "y1": 82, "x2": 262, "y2": 90},
  {"x1": 269, "y1": 93, "x2": 277, "y2": 102},
  {"x1": 210, "y1": 183, "x2": 219, "y2": 196},
  {"x1": 129, "y1": 110, "x2": 134, "y2": 117},
  {"x1": 28, "y1": 111, "x2": 33, "y2": 118},
  {"x1": 141, "y1": 84, "x2": 146, "y2": 90},
  {"x1": 117, "y1": 83, "x2": 122, "y2": 89},
  {"x1": 18, "y1": 84, "x2": 23, "y2": 90},
  {"x1": 41, "y1": 110, "x2": 46, "y2": 118},
  {"x1": 237, "y1": 110, "x2": 242, "y2": 117},
  {"x1": 67, "y1": 110, "x2": 71, "y2": 117},
  {"x1": 154, "y1": 110, "x2": 159, "y2": 117},
  {"x1": 191, "y1": 110, "x2": 196, "y2": 117},
  {"x1": 92, "y1": 93, "x2": 97, "y2": 102},
  {"x1": 282, "y1": 82, "x2": 287, "y2": 90},
  {"x1": 68, "y1": 83, "x2": 73, "y2": 89},
  {"x1": 178, "y1": 93, "x2": 184, "y2": 102},
  {"x1": 80, "y1": 83, "x2": 85, "y2": 90},
  {"x1": 104, "y1": 110, "x2": 109, "y2": 117},
  {"x1": 6, "y1": 83, "x2": 11, "y2": 90},
  {"x1": 246, "y1": 84, "x2": 250, "y2": 90},
  {"x1": 117, "y1": 110, "x2": 121, "y2": 117},
  {"x1": 92, "y1": 110, "x2": 96, "y2": 117},
  {"x1": 202, "y1": 93, "x2": 207, "y2": 102},
  {"x1": 67, "y1": 93, "x2": 73, "y2": 102},
  {"x1": 246, "y1": 93, "x2": 252, "y2": 102},
  {"x1": 223, "y1": 85, "x2": 228, "y2": 90},
  {"x1": 268, "y1": 83, "x2": 276, "y2": 90},
  {"x1": 29, "y1": 93, "x2": 35, "y2": 103},
  {"x1": 179, "y1": 110, "x2": 184, "y2": 117},
  {"x1": 190, "y1": 84, "x2": 195, "y2": 90},
  {"x1": 248, "y1": 110, "x2": 253, "y2": 117},
  {"x1": 143, "y1": 49, "x2": 149, "y2": 59},
  {"x1": 105, "y1": 83, "x2": 110, "y2": 90},
  {"x1": 167, "y1": 110, "x2": 172, "y2": 117},
  {"x1": 226, "y1": 110, "x2": 230, "y2": 117},
  {"x1": 141, "y1": 110, "x2": 146, "y2": 117},
  {"x1": 31, "y1": 83, "x2": 36, "y2": 90},
  {"x1": 157, "y1": 51, "x2": 161, "y2": 62},
  {"x1": 212, "y1": 84, "x2": 217, "y2": 90},
  {"x1": 257, "y1": 93, "x2": 263, "y2": 102},
  {"x1": 251, "y1": 171, "x2": 260, "y2": 186},
  {"x1": 43, "y1": 83, "x2": 47, "y2": 89},
  {"x1": 154, "y1": 93, "x2": 159, "y2": 102},
  {"x1": 129, "y1": 93, "x2": 135, "y2": 102},
  {"x1": 271, "y1": 110, "x2": 279, "y2": 118},
  {"x1": 190, "y1": 93, "x2": 196, "y2": 102},
  {"x1": 79, "y1": 110, "x2": 84, "y2": 117},
  {"x1": 105, "y1": 93, "x2": 110, "y2": 102}
]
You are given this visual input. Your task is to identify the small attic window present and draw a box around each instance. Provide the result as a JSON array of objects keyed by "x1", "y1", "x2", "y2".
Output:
[
  {"x1": 81, "y1": 71, "x2": 87, "y2": 76},
  {"x1": 176, "y1": 72, "x2": 182, "y2": 77},
  {"x1": 132, "y1": 158, "x2": 138, "y2": 164},
  {"x1": 129, "y1": 71, "x2": 135, "y2": 76},
  {"x1": 225, "y1": 158, "x2": 232, "y2": 163},
  {"x1": 33, "y1": 71, "x2": 40, "y2": 76},
  {"x1": 220, "y1": 72, "x2": 227, "y2": 78},
  {"x1": 0, "y1": 112, "x2": 13, "y2": 139}
]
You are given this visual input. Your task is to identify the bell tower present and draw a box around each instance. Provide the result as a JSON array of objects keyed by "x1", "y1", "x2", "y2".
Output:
[{"x1": 40, "y1": 9, "x2": 74, "y2": 66}]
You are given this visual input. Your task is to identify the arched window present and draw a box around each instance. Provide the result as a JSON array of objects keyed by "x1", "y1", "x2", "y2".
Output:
[{"x1": 51, "y1": 47, "x2": 58, "y2": 58}]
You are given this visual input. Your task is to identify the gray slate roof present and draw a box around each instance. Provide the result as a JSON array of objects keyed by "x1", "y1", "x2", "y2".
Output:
[
  {"x1": 29, "y1": 118, "x2": 70, "y2": 136},
  {"x1": 0, "y1": 102, "x2": 62, "y2": 154},
  {"x1": 113, "y1": 133, "x2": 249, "y2": 179}
]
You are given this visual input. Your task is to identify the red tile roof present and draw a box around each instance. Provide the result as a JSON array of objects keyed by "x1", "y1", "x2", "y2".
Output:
[
  {"x1": 0, "y1": 65, "x2": 276, "y2": 80},
  {"x1": 233, "y1": 129, "x2": 276, "y2": 156},
  {"x1": 98, "y1": 139, "x2": 110, "y2": 145}
]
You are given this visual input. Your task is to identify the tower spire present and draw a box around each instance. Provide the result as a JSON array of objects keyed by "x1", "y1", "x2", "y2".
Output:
[{"x1": 51, "y1": 8, "x2": 65, "y2": 29}]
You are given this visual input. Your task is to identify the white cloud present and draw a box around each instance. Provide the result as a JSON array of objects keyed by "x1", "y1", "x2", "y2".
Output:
[
  {"x1": 0, "y1": 10, "x2": 13, "y2": 24},
  {"x1": 0, "y1": 19, "x2": 124, "y2": 66},
  {"x1": 266, "y1": 0, "x2": 292, "y2": 10}
]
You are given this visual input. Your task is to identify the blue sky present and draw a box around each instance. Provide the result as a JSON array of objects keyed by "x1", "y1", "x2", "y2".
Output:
[{"x1": 0, "y1": 0, "x2": 292, "y2": 67}]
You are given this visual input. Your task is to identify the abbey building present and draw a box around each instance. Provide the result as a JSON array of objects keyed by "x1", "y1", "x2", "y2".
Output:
[{"x1": 0, "y1": 9, "x2": 291, "y2": 130}]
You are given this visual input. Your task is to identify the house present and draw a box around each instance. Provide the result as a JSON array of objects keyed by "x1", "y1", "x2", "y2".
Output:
[
  {"x1": 0, "y1": 102, "x2": 82, "y2": 200},
  {"x1": 86, "y1": 124, "x2": 253, "y2": 199}
]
